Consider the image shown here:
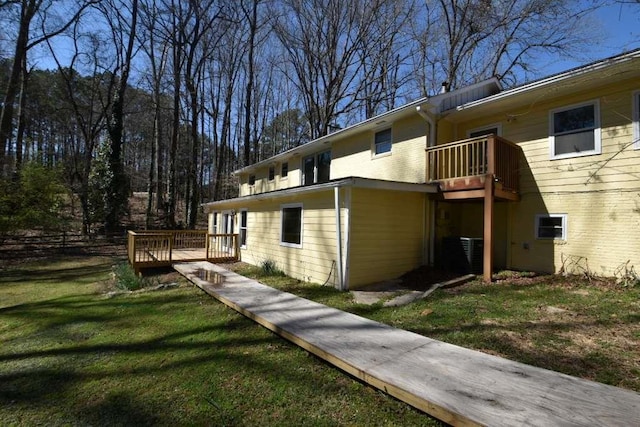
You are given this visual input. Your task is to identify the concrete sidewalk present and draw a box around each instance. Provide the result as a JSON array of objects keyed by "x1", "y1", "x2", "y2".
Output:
[{"x1": 175, "y1": 261, "x2": 640, "y2": 427}]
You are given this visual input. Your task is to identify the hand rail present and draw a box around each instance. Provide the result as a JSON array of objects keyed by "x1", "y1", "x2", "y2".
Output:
[
  {"x1": 127, "y1": 230, "x2": 239, "y2": 272},
  {"x1": 425, "y1": 135, "x2": 520, "y2": 192}
]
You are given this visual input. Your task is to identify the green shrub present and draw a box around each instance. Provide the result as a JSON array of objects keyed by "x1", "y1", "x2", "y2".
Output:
[
  {"x1": 113, "y1": 263, "x2": 146, "y2": 291},
  {"x1": 0, "y1": 162, "x2": 67, "y2": 237},
  {"x1": 260, "y1": 259, "x2": 283, "y2": 276}
]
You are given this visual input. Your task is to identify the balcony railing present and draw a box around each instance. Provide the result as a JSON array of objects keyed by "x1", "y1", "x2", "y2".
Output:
[
  {"x1": 426, "y1": 135, "x2": 520, "y2": 194},
  {"x1": 127, "y1": 230, "x2": 239, "y2": 273}
]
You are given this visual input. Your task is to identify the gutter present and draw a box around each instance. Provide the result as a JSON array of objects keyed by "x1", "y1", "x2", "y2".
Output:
[
  {"x1": 202, "y1": 177, "x2": 437, "y2": 209},
  {"x1": 454, "y1": 48, "x2": 640, "y2": 112}
]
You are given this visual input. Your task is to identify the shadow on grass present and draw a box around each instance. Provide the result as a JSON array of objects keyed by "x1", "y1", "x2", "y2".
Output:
[
  {"x1": 2, "y1": 269, "x2": 445, "y2": 425},
  {"x1": 0, "y1": 260, "x2": 115, "y2": 285}
]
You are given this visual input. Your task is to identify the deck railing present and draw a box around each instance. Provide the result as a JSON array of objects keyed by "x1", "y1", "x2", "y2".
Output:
[
  {"x1": 127, "y1": 230, "x2": 239, "y2": 273},
  {"x1": 426, "y1": 135, "x2": 520, "y2": 192}
]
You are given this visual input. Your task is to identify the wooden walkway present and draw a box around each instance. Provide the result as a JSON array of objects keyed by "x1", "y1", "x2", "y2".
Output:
[{"x1": 174, "y1": 261, "x2": 640, "y2": 427}]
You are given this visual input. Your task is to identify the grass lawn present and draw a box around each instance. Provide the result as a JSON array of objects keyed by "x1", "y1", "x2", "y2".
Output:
[
  {"x1": 0, "y1": 256, "x2": 439, "y2": 426},
  {"x1": 233, "y1": 264, "x2": 640, "y2": 393}
]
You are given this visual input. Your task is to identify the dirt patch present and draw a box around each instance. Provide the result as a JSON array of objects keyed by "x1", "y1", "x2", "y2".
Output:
[{"x1": 397, "y1": 266, "x2": 464, "y2": 291}]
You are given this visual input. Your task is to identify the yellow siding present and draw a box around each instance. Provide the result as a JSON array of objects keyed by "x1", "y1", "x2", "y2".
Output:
[
  {"x1": 208, "y1": 190, "x2": 344, "y2": 286},
  {"x1": 348, "y1": 188, "x2": 426, "y2": 289},
  {"x1": 331, "y1": 115, "x2": 428, "y2": 183},
  {"x1": 509, "y1": 192, "x2": 640, "y2": 275},
  {"x1": 238, "y1": 157, "x2": 302, "y2": 196},
  {"x1": 450, "y1": 77, "x2": 640, "y2": 275}
]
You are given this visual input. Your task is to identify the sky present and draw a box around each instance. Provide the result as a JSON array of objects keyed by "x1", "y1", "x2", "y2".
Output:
[
  {"x1": 541, "y1": 1, "x2": 640, "y2": 75},
  {"x1": 22, "y1": 1, "x2": 640, "y2": 84}
]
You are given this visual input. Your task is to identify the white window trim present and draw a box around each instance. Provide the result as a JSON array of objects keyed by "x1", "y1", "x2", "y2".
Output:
[
  {"x1": 268, "y1": 165, "x2": 275, "y2": 181},
  {"x1": 239, "y1": 209, "x2": 248, "y2": 249},
  {"x1": 535, "y1": 213, "x2": 568, "y2": 240},
  {"x1": 467, "y1": 123, "x2": 503, "y2": 138},
  {"x1": 372, "y1": 127, "x2": 392, "y2": 158},
  {"x1": 549, "y1": 100, "x2": 601, "y2": 160},
  {"x1": 280, "y1": 161, "x2": 289, "y2": 180},
  {"x1": 633, "y1": 90, "x2": 640, "y2": 150},
  {"x1": 280, "y1": 203, "x2": 303, "y2": 248}
]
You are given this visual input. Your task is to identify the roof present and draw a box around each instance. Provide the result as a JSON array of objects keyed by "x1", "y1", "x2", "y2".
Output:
[
  {"x1": 446, "y1": 48, "x2": 640, "y2": 121},
  {"x1": 235, "y1": 78, "x2": 501, "y2": 175},
  {"x1": 202, "y1": 177, "x2": 438, "y2": 209}
]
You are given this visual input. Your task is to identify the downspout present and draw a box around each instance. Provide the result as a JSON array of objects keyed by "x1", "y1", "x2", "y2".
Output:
[
  {"x1": 334, "y1": 186, "x2": 344, "y2": 290},
  {"x1": 416, "y1": 105, "x2": 436, "y2": 148},
  {"x1": 343, "y1": 186, "x2": 352, "y2": 290}
]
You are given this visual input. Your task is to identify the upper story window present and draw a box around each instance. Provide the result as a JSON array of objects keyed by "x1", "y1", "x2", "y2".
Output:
[
  {"x1": 268, "y1": 166, "x2": 275, "y2": 181},
  {"x1": 374, "y1": 128, "x2": 392, "y2": 156},
  {"x1": 248, "y1": 174, "x2": 256, "y2": 185},
  {"x1": 633, "y1": 90, "x2": 639, "y2": 149},
  {"x1": 468, "y1": 124, "x2": 501, "y2": 138},
  {"x1": 303, "y1": 150, "x2": 331, "y2": 185},
  {"x1": 549, "y1": 100, "x2": 601, "y2": 159},
  {"x1": 535, "y1": 214, "x2": 567, "y2": 240},
  {"x1": 281, "y1": 162, "x2": 289, "y2": 178}
]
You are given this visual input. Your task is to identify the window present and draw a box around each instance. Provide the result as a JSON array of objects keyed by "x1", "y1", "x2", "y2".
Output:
[
  {"x1": 549, "y1": 101, "x2": 601, "y2": 159},
  {"x1": 211, "y1": 212, "x2": 218, "y2": 234},
  {"x1": 374, "y1": 128, "x2": 392, "y2": 155},
  {"x1": 535, "y1": 214, "x2": 567, "y2": 240},
  {"x1": 268, "y1": 166, "x2": 275, "y2": 181},
  {"x1": 633, "y1": 90, "x2": 640, "y2": 149},
  {"x1": 302, "y1": 150, "x2": 331, "y2": 185},
  {"x1": 248, "y1": 174, "x2": 256, "y2": 185},
  {"x1": 281, "y1": 162, "x2": 289, "y2": 178},
  {"x1": 239, "y1": 210, "x2": 247, "y2": 248},
  {"x1": 468, "y1": 124, "x2": 501, "y2": 138},
  {"x1": 281, "y1": 204, "x2": 302, "y2": 247}
]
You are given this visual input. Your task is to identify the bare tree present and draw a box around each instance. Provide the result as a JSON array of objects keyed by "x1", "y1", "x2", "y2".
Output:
[
  {"x1": 96, "y1": 0, "x2": 139, "y2": 233},
  {"x1": 0, "y1": 0, "x2": 98, "y2": 176},
  {"x1": 412, "y1": 0, "x2": 604, "y2": 94},
  {"x1": 273, "y1": 0, "x2": 385, "y2": 139}
]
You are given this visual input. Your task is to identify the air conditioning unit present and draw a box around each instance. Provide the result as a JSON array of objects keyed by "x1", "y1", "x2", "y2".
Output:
[{"x1": 442, "y1": 237, "x2": 483, "y2": 274}]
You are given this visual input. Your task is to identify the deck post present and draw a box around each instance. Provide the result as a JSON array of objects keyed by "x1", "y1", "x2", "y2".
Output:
[{"x1": 483, "y1": 175, "x2": 494, "y2": 282}]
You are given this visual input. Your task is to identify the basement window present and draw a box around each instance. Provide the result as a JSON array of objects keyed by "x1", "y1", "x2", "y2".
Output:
[{"x1": 535, "y1": 214, "x2": 567, "y2": 240}]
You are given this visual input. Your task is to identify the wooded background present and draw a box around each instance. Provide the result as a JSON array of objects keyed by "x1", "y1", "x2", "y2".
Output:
[{"x1": 0, "y1": 0, "x2": 630, "y2": 235}]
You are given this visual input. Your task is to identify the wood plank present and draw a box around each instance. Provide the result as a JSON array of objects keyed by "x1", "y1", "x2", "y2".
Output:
[{"x1": 174, "y1": 261, "x2": 640, "y2": 427}]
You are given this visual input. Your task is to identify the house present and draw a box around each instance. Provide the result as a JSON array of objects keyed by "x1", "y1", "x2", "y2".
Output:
[{"x1": 203, "y1": 49, "x2": 640, "y2": 290}]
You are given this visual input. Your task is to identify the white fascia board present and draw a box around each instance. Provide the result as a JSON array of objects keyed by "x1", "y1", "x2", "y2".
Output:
[
  {"x1": 455, "y1": 49, "x2": 640, "y2": 112},
  {"x1": 202, "y1": 178, "x2": 437, "y2": 210}
]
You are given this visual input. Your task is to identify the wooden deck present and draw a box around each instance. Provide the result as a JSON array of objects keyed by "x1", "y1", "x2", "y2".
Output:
[
  {"x1": 175, "y1": 261, "x2": 640, "y2": 427},
  {"x1": 127, "y1": 230, "x2": 238, "y2": 273}
]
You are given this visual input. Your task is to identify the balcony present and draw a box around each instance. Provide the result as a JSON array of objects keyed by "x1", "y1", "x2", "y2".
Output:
[{"x1": 426, "y1": 135, "x2": 521, "y2": 200}]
